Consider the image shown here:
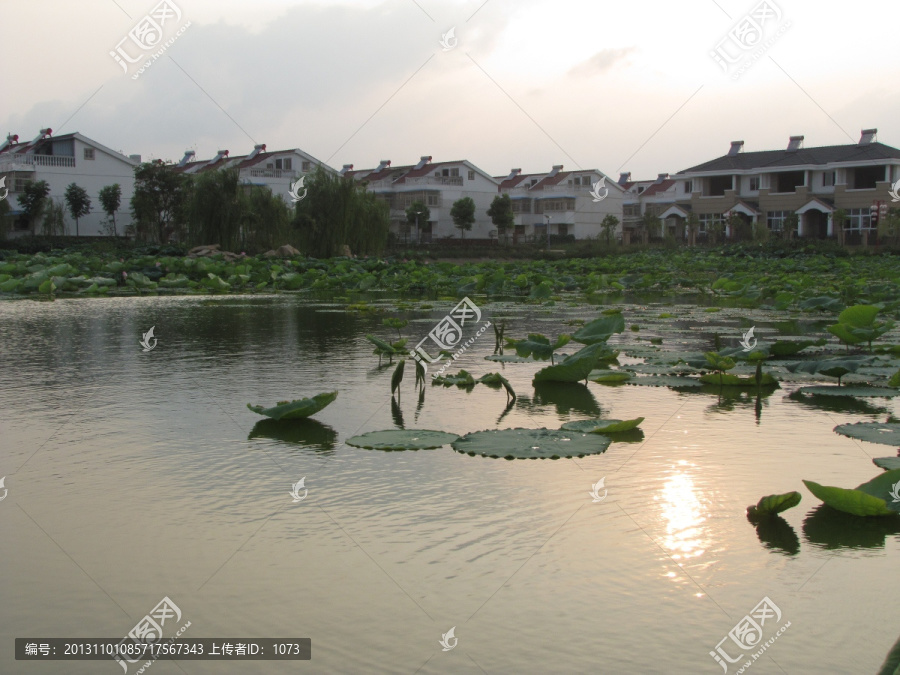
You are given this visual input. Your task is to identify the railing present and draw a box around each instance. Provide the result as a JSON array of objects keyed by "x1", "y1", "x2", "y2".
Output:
[
  {"x1": 405, "y1": 176, "x2": 463, "y2": 186},
  {"x1": 0, "y1": 153, "x2": 75, "y2": 169},
  {"x1": 244, "y1": 168, "x2": 296, "y2": 179}
]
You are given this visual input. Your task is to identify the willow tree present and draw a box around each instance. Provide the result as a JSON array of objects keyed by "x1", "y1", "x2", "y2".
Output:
[
  {"x1": 186, "y1": 168, "x2": 246, "y2": 250},
  {"x1": 294, "y1": 167, "x2": 390, "y2": 257}
]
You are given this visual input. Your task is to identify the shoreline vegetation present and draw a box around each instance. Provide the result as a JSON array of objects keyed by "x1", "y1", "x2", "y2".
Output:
[{"x1": 0, "y1": 239, "x2": 899, "y2": 310}]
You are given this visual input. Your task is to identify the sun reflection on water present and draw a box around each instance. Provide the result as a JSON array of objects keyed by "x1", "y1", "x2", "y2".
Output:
[{"x1": 656, "y1": 466, "x2": 708, "y2": 562}]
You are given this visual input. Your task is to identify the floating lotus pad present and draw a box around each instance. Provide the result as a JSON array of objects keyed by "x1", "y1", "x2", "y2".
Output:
[
  {"x1": 452, "y1": 428, "x2": 611, "y2": 459},
  {"x1": 624, "y1": 376, "x2": 702, "y2": 388},
  {"x1": 874, "y1": 457, "x2": 900, "y2": 471},
  {"x1": 803, "y1": 469, "x2": 900, "y2": 517},
  {"x1": 561, "y1": 417, "x2": 645, "y2": 434},
  {"x1": 589, "y1": 371, "x2": 632, "y2": 384},
  {"x1": 746, "y1": 491, "x2": 801, "y2": 520},
  {"x1": 699, "y1": 373, "x2": 780, "y2": 387},
  {"x1": 834, "y1": 422, "x2": 900, "y2": 446},
  {"x1": 796, "y1": 386, "x2": 900, "y2": 398},
  {"x1": 247, "y1": 391, "x2": 338, "y2": 420},
  {"x1": 346, "y1": 429, "x2": 460, "y2": 451}
]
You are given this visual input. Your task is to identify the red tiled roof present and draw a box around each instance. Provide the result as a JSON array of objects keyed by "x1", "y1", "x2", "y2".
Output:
[
  {"x1": 393, "y1": 160, "x2": 466, "y2": 184},
  {"x1": 641, "y1": 179, "x2": 675, "y2": 196}
]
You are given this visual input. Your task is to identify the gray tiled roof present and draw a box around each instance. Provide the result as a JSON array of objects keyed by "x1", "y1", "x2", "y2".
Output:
[{"x1": 678, "y1": 142, "x2": 900, "y2": 174}]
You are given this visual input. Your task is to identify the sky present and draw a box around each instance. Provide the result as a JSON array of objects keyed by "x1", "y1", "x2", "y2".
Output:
[{"x1": 1, "y1": 0, "x2": 897, "y2": 180}]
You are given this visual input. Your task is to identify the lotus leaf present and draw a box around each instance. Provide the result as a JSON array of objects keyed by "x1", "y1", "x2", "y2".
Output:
[
  {"x1": 589, "y1": 371, "x2": 632, "y2": 384},
  {"x1": 391, "y1": 359, "x2": 405, "y2": 396},
  {"x1": 746, "y1": 491, "x2": 801, "y2": 520},
  {"x1": 247, "y1": 391, "x2": 338, "y2": 420},
  {"x1": 452, "y1": 427, "x2": 611, "y2": 459},
  {"x1": 347, "y1": 429, "x2": 459, "y2": 451},
  {"x1": 803, "y1": 469, "x2": 900, "y2": 517},
  {"x1": 874, "y1": 457, "x2": 900, "y2": 471},
  {"x1": 834, "y1": 422, "x2": 900, "y2": 446},
  {"x1": 699, "y1": 373, "x2": 779, "y2": 387},
  {"x1": 560, "y1": 417, "x2": 644, "y2": 434},
  {"x1": 797, "y1": 386, "x2": 899, "y2": 398},
  {"x1": 506, "y1": 333, "x2": 571, "y2": 360},
  {"x1": 571, "y1": 313, "x2": 626, "y2": 344},
  {"x1": 625, "y1": 375, "x2": 702, "y2": 388},
  {"x1": 533, "y1": 343, "x2": 609, "y2": 383},
  {"x1": 432, "y1": 370, "x2": 475, "y2": 386}
]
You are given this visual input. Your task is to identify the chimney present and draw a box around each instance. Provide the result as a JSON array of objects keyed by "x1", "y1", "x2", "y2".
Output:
[
  {"x1": 414, "y1": 155, "x2": 432, "y2": 170},
  {"x1": 786, "y1": 135, "x2": 804, "y2": 151},
  {"x1": 129, "y1": 154, "x2": 142, "y2": 163},
  {"x1": 548, "y1": 164, "x2": 563, "y2": 177},
  {"x1": 375, "y1": 159, "x2": 391, "y2": 172},
  {"x1": 0, "y1": 133, "x2": 19, "y2": 153},
  {"x1": 340, "y1": 164, "x2": 354, "y2": 175},
  {"x1": 618, "y1": 172, "x2": 631, "y2": 185},
  {"x1": 208, "y1": 149, "x2": 229, "y2": 166},
  {"x1": 859, "y1": 128, "x2": 877, "y2": 145},
  {"x1": 505, "y1": 168, "x2": 522, "y2": 181},
  {"x1": 246, "y1": 143, "x2": 266, "y2": 161},
  {"x1": 177, "y1": 150, "x2": 195, "y2": 167},
  {"x1": 728, "y1": 140, "x2": 744, "y2": 155},
  {"x1": 656, "y1": 172, "x2": 670, "y2": 183}
]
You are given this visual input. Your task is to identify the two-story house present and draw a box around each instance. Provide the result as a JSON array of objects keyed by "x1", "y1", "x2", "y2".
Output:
[{"x1": 0, "y1": 129, "x2": 140, "y2": 236}]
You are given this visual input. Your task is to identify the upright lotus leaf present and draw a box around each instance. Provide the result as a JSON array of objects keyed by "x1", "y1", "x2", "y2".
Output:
[
  {"x1": 834, "y1": 422, "x2": 900, "y2": 446},
  {"x1": 533, "y1": 343, "x2": 609, "y2": 383},
  {"x1": 827, "y1": 304, "x2": 894, "y2": 349},
  {"x1": 366, "y1": 334, "x2": 397, "y2": 361},
  {"x1": 746, "y1": 491, "x2": 801, "y2": 520},
  {"x1": 529, "y1": 280, "x2": 553, "y2": 299},
  {"x1": 452, "y1": 427, "x2": 611, "y2": 459},
  {"x1": 704, "y1": 351, "x2": 736, "y2": 373},
  {"x1": 477, "y1": 372, "x2": 516, "y2": 400},
  {"x1": 247, "y1": 391, "x2": 338, "y2": 421},
  {"x1": 837, "y1": 304, "x2": 882, "y2": 328},
  {"x1": 414, "y1": 358, "x2": 426, "y2": 390},
  {"x1": 889, "y1": 369, "x2": 900, "y2": 388},
  {"x1": 571, "y1": 313, "x2": 626, "y2": 344},
  {"x1": 877, "y1": 632, "x2": 900, "y2": 675},
  {"x1": 432, "y1": 370, "x2": 476, "y2": 387},
  {"x1": 507, "y1": 333, "x2": 570, "y2": 361},
  {"x1": 347, "y1": 429, "x2": 459, "y2": 451},
  {"x1": 561, "y1": 417, "x2": 644, "y2": 434},
  {"x1": 391, "y1": 359, "x2": 405, "y2": 397},
  {"x1": 803, "y1": 469, "x2": 900, "y2": 517},
  {"x1": 768, "y1": 339, "x2": 824, "y2": 357},
  {"x1": 786, "y1": 355, "x2": 874, "y2": 385}
]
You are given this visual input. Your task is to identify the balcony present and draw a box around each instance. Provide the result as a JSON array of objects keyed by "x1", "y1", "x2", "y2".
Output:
[
  {"x1": 244, "y1": 168, "x2": 296, "y2": 179},
  {"x1": 404, "y1": 175, "x2": 463, "y2": 186},
  {"x1": 0, "y1": 153, "x2": 75, "y2": 171}
]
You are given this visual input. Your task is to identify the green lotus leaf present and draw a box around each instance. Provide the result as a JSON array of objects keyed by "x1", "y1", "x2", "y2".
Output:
[
  {"x1": 247, "y1": 391, "x2": 338, "y2": 420},
  {"x1": 625, "y1": 375, "x2": 702, "y2": 388},
  {"x1": 571, "y1": 313, "x2": 626, "y2": 344},
  {"x1": 507, "y1": 333, "x2": 571, "y2": 360},
  {"x1": 874, "y1": 457, "x2": 900, "y2": 471},
  {"x1": 826, "y1": 323, "x2": 866, "y2": 345},
  {"x1": 803, "y1": 469, "x2": 900, "y2": 517},
  {"x1": 768, "y1": 340, "x2": 822, "y2": 357},
  {"x1": 391, "y1": 359, "x2": 405, "y2": 395},
  {"x1": 432, "y1": 370, "x2": 475, "y2": 386},
  {"x1": 484, "y1": 354, "x2": 536, "y2": 363},
  {"x1": 799, "y1": 296, "x2": 844, "y2": 312},
  {"x1": 838, "y1": 304, "x2": 881, "y2": 327},
  {"x1": 452, "y1": 427, "x2": 611, "y2": 459},
  {"x1": 588, "y1": 371, "x2": 632, "y2": 384},
  {"x1": 889, "y1": 369, "x2": 900, "y2": 388},
  {"x1": 561, "y1": 417, "x2": 644, "y2": 434},
  {"x1": 533, "y1": 343, "x2": 609, "y2": 383},
  {"x1": 746, "y1": 491, "x2": 801, "y2": 520},
  {"x1": 347, "y1": 429, "x2": 459, "y2": 451},
  {"x1": 699, "y1": 372, "x2": 779, "y2": 387},
  {"x1": 786, "y1": 356, "x2": 874, "y2": 383},
  {"x1": 797, "y1": 386, "x2": 900, "y2": 398},
  {"x1": 477, "y1": 372, "x2": 516, "y2": 399},
  {"x1": 834, "y1": 422, "x2": 900, "y2": 445},
  {"x1": 365, "y1": 334, "x2": 397, "y2": 355}
]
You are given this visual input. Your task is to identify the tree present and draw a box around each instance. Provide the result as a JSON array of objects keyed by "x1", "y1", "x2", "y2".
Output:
[
  {"x1": 131, "y1": 161, "x2": 191, "y2": 243},
  {"x1": 41, "y1": 199, "x2": 66, "y2": 235},
  {"x1": 294, "y1": 166, "x2": 390, "y2": 257},
  {"x1": 686, "y1": 212, "x2": 700, "y2": 246},
  {"x1": 487, "y1": 194, "x2": 514, "y2": 239},
  {"x1": 600, "y1": 214, "x2": 619, "y2": 246},
  {"x1": 783, "y1": 213, "x2": 799, "y2": 242},
  {"x1": 17, "y1": 180, "x2": 50, "y2": 234},
  {"x1": 726, "y1": 211, "x2": 750, "y2": 241},
  {"x1": 833, "y1": 208, "x2": 847, "y2": 246},
  {"x1": 641, "y1": 211, "x2": 661, "y2": 243},
  {"x1": 98, "y1": 184, "x2": 122, "y2": 237},
  {"x1": 405, "y1": 200, "x2": 430, "y2": 242},
  {"x1": 186, "y1": 168, "x2": 245, "y2": 251},
  {"x1": 450, "y1": 197, "x2": 476, "y2": 239},
  {"x1": 64, "y1": 183, "x2": 91, "y2": 237}
]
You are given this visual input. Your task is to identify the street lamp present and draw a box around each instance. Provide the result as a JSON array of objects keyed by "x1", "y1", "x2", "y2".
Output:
[
  {"x1": 414, "y1": 210, "x2": 423, "y2": 244},
  {"x1": 544, "y1": 214, "x2": 550, "y2": 250}
]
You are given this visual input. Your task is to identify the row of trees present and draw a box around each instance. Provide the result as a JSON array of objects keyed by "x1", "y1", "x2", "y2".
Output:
[{"x1": 10, "y1": 180, "x2": 123, "y2": 237}]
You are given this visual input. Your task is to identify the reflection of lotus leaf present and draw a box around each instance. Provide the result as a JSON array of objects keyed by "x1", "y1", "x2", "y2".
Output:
[
  {"x1": 560, "y1": 417, "x2": 644, "y2": 434},
  {"x1": 247, "y1": 391, "x2": 338, "y2": 420},
  {"x1": 797, "y1": 386, "x2": 899, "y2": 398},
  {"x1": 802, "y1": 504, "x2": 900, "y2": 550},
  {"x1": 752, "y1": 515, "x2": 800, "y2": 556},
  {"x1": 347, "y1": 429, "x2": 459, "y2": 451},
  {"x1": 452, "y1": 428, "x2": 611, "y2": 459},
  {"x1": 248, "y1": 419, "x2": 337, "y2": 452},
  {"x1": 803, "y1": 469, "x2": 900, "y2": 517},
  {"x1": 834, "y1": 422, "x2": 900, "y2": 446}
]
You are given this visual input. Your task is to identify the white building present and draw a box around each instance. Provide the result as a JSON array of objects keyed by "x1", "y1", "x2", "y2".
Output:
[
  {"x1": 0, "y1": 129, "x2": 139, "y2": 236},
  {"x1": 498, "y1": 165, "x2": 626, "y2": 243}
]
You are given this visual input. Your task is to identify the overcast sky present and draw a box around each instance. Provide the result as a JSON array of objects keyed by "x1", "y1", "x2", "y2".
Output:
[{"x1": 1, "y1": 0, "x2": 897, "y2": 179}]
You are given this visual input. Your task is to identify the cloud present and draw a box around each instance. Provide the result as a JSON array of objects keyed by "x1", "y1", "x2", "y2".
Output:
[{"x1": 568, "y1": 47, "x2": 636, "y2": 77}]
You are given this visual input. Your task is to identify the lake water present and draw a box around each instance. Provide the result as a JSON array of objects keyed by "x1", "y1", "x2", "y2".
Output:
[{"x1": 2, "y1": 294, "x2": 899, "y2": 674}]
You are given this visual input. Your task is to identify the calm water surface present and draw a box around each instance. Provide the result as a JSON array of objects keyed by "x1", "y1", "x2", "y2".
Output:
[{"x1": 2, "y1": 294, "x2": 899, "y2": 674}]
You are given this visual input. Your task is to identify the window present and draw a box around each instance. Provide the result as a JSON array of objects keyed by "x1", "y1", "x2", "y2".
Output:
[
  {"x1": 850, "y1": 165, "x2": 884, "y2": 189},
  {"x1": 707, "y1": 175, "x2": 733, "y2": 196},
  {"x1": 275, "y1": 158, "x2": 294, "y2": 171},
  {"x1": 511, "y1": 199, "x2": 531, "y2": 213},
  {"x1": 530, "y1": 179, "x2": 537, "y2": 186},
  {"x1": 773, "y1": 170, "x2": 804, "y2": 193},
  {"x1": 557, "y1": 224, "x2": 569, "y2": 236},
  {"x1": 637, "y1": 186, "x2": 645, "y2": 194},
  {"x1": 83, "y1": 148, "x2": 95, "y2": 160},
  {"x1": 468, "y1": 170, "x2": 475, "y2": 181},
  {"x1": 698, "y1": 213, "x2": 724, "y2": 233},
  {"x1": 442, "y1": 168, "x2": 449, "y2": 177},
  {"x1": 823, "y1": 171, "x2": 835, "y2": 187},
  {"x1": 536, "y1": 198, "x2": 575, "y2": 212},
  {"x1": 684, "y1": 180, "x2": 693, "y2": 194},
  {"x1": 749, "y1": 176, "x2": 760, "y2": 191},
  {"x1": 450, "y1": 167, "x2": 459, "y2": 177},
  {"x1": 426, "y1": 194, "x2": 439, "y2": 207},
  {"x1": 766, "y1": 210, "x2": 791, "y2": 232},
  {"x1": 846, "y1": 208, "x2": 874, "y2": 231}
]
